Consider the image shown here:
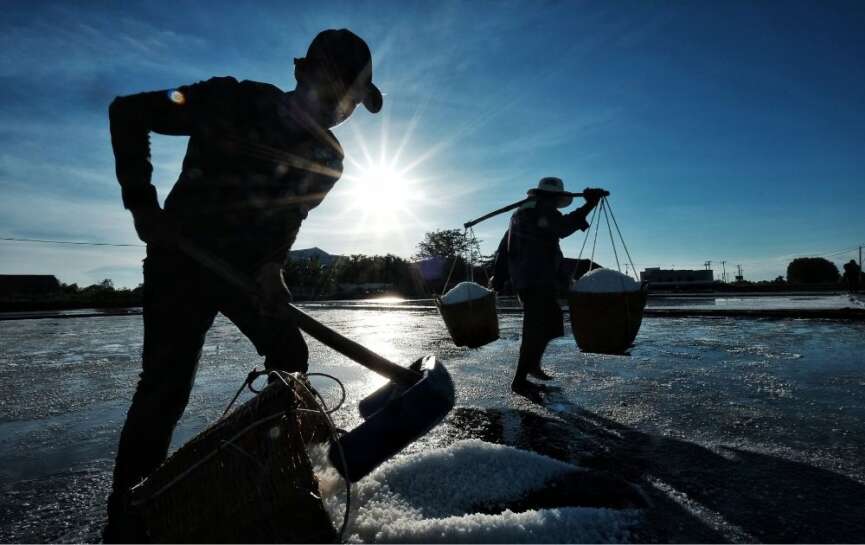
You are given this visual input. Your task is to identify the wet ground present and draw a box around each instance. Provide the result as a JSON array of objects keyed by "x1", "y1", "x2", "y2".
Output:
[{"x1": 1, "y1": 299, "x2": 864, "y2": 542}]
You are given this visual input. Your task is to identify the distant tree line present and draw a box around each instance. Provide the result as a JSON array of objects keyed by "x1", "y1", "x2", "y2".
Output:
[
  {"x1": 282, "y1": 230, "x2": 488, "y2": 299},
  {"x1": 282, "y1": 253, "x2": 428, "y2": 299},
  {"x1": 6, "y1": 237, "x2": 858, "y2": 311},
  {"x1": 0, "y1": 278, "x2": 144, "y2": 312},
  {"x1": 714, "y1": 257, "x2": 861, "y2": 292},
  {"x1": 786, "y1": 257, "x2": 840, "y2": 284},
  {"x1": 0, "y1": 231, "x2": 489, "y2": 310}
]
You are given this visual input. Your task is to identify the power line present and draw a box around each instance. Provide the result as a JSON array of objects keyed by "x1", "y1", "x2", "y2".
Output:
[{"x1": 0, "y1": 237, "x2": 144, "y2": 248}]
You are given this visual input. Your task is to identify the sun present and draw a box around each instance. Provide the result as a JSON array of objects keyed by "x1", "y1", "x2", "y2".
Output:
[
  {"x1": 341, "y1": 159, "x2": 426, "y2": 235},
  {"x1": 349, "y1": 163, "x2": 414, "y2": 213}
]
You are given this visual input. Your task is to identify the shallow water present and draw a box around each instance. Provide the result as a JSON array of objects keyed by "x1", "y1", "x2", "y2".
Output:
[{"x1": 1, "y1": 303, "x2": 864, "y2": 542}]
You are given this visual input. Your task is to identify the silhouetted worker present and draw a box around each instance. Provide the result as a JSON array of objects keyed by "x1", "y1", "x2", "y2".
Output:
[
  {"x1": 104, "y1": 29, "x2": 382, "y2": 541},
  {"x1": 843, "y1": 259, "x2": 861, "y2": 293},
  {"x1": 497, "y1": 178, "x2": 605, "y2": 397}
]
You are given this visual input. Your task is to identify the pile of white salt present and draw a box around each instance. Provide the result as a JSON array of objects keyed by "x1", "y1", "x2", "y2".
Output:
[
  {"x1": 440, "y1": 282, "x2": 492, "y2": 305},
  {"x1": 572, "y1": 268, "x2": 641, "y2": 293}
]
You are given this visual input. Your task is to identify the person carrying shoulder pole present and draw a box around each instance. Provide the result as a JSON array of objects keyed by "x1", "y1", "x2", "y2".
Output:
[
  {"x1": 491, "y1": 177, "x2": 605, "y2": 397},
  {"x1": 104, "y1": 29, "x2": 383, "y2": 542}
]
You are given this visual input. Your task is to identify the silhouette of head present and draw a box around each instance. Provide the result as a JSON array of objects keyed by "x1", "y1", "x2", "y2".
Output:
[
  {"x1": 294, "y1": 29, "x2": 383, "y2": 128},
  {"x1": 527, "y1": 177, "x2": 573, "y2": 208}
]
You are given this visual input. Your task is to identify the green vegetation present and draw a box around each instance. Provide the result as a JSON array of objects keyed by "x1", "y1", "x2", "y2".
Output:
[
  {"x1": 0, "y1": 279, "x2": 144, "y2": 312},
  {"x1": 414, "y1": 229, "x2": 482, "y2": 261},
  {"x1": 786, "y1": 257, "x2": 840, "y2": 285},
  {"x1": 283, "y1": 254, "x2": 426, "y2": 299},
  {"x1": 7, "y1": 236, "x2": 854, "y2": 311}
]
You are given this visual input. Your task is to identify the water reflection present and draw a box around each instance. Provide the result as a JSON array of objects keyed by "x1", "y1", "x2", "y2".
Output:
[
  {"x1": 363, "y1": 296, "x2": 405, "y2": 304},
  {"x1": 2, "y1": 304, "x2": 865, "y2": 542}
]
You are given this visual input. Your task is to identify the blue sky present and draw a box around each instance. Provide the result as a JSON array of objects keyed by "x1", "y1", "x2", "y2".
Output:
[{"x1": 1, "y1": 0, "x2": 863, "y2": 287}]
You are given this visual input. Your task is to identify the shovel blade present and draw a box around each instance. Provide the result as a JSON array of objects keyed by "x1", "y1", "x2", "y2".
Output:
[
  {"x1": 357, "y1": 358, "x2": 424, "y2": 419},
  {"x1": 328, "y1": 355, "x2": 454, "y2": 482}
]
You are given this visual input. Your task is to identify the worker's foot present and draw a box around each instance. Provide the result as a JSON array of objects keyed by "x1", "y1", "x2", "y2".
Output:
[
  {"x1": 511, "y1": 379, "x2": 543, "y2": 402},
  {"x1": 103, "y1": 492, "x2": 146, "y2": 544},
  {"x1": 528, "y1": 368, "x2": 554, "y2": 381}
]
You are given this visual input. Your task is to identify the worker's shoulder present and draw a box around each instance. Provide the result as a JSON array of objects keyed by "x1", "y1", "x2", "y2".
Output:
[
  {"x1": 304, "y1": 131, "x2": 345, "y2": 166},
  {"x1": 188, "y1": 75, "x2": 240, "y2": 91},
  {"x1": 513, "y1": 204, "x2": 559, "y2": 219},
  {"x1": 237, "y1": 78, "x2": 285, "y2": 97},
  {"x1": 190, "y1": 77, "x2": 284, "y2": 99}
]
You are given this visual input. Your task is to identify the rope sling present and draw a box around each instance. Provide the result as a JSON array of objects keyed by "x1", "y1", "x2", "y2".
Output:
[
  {"x1": 575, "y1": 196, "x2": 638, "y2": 284},
  {"x1": 441, "y1": 226, "x2": 483, "y2": 295}
]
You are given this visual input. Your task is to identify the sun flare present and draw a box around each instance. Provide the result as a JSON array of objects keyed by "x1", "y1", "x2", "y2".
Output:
[
  {"x1": 350, "y1": 164, "x2": 414, "y2": 213},
  {"x1": 341, "y1": 159, "x2": 426, "y2": 235}
]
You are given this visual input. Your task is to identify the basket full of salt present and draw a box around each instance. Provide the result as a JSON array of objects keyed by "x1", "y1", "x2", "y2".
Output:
[
  {"x1": 568, "y1": 268, "x2": 648, "y2": 354},
  {"x1": 128, "y1": 379, "x2": 337, "y2": 543},
  {"x1": 436, "y1": 282, "x2": 499, "y2": 348}
]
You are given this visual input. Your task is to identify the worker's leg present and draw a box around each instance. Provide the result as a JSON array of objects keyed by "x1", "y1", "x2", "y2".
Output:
[
  {"x1": 515, "y1": 290, "x2": 563, "y2": 387},
  {"x1": 514, "y1": 290, "x2": 550, "y2": 385},
  {"x1": 214, "y1": 276, "x2": 309, "y2": 376},
  {"x1": 105, "y1": 248, "x2": 216, "y2": 540},
  {"x1": 531, "y1": 292, "x2": 564, "y2": 377}
]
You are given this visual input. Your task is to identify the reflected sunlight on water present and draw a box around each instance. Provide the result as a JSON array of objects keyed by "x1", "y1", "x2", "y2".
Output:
[{"x1": 363, "y1": 296, "x2": 406, "y2": 304}]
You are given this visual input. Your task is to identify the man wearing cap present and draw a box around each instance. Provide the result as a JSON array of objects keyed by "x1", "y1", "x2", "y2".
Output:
[
  {"x1": 502, "y1": 178, "x2": 605, "y2": 396},
  {"x1": 103, "y1": 29, "x2": 382, "y2": 540}
]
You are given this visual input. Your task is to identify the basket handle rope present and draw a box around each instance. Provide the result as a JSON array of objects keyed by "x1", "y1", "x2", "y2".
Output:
[
  {"x1": 441, "y1": 227, "x2": 482, "y2": 294},
  {"x1": 573, "y1": 197, "x2": 639, "y2": 284}
]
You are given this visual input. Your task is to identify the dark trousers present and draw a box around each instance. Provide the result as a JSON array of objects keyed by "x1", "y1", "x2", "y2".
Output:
[
  {"x1": 107, "y1": 246, "x2": 307, "y2": 522},
  {"x1": 515, "y1": 289, "x2": 564, "y2": 382}
]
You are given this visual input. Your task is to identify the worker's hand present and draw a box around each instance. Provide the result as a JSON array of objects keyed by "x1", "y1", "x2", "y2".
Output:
[
  {"x1": 582, "y1": 187, "x2": 608, "y2": 206},
  {"x1": 131, "y1": 207, "x2": 170, "y2": 245},
  {"x1": 256, "y1": 262, "x2": 291, "y2": 316}
]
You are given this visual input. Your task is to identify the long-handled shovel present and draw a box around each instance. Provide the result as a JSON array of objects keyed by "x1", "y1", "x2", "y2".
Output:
[{"x1": 173, "y1": 238, "x2": 455, "y2": 482}]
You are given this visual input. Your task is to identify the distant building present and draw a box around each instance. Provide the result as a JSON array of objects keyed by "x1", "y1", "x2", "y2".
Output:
[
  {"x1": 0, "y1": 275, "x2": 61, "y2": 297},
  {"x1": 640, "y1": 268, "x2": 714, "y2": 289}
]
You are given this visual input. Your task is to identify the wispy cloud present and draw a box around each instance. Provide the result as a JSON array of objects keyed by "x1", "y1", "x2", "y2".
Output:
[{"x1": 1, "y1": 0, "x2": 863, "y2": 282}]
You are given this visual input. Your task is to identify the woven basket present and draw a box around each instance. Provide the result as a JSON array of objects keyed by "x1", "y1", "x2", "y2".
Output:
[
  {"x1": 129, "y1": 379, "x2": 337, "y2": 543},
  {"x1": 567, "y1": 284, "x2": 648, "y2": 354},
  {"x1": 436, "y1": 291, "x2": 499, "y2": 348}
]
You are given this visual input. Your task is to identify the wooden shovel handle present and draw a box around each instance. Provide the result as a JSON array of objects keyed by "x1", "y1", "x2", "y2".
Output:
[
  {"x1": 280, "y1": 302, "x2": 422, "y2": 386},
  {"x1": 174, "y1": 237, "x2": 422, "y2": 386}
]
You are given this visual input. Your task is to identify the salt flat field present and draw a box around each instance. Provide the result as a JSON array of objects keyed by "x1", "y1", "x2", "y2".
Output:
[{"x1": 1, "y1": 298, "x2": 864, "y2": 542}]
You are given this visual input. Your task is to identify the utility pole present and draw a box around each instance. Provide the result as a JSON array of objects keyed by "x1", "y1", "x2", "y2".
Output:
[{"x1": 721, "y1": 260, "x2": 727, "y2": 283}]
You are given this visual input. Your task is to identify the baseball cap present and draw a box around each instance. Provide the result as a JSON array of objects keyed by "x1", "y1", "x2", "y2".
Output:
[{"x1": 303, "y1": 29, "x2": 383, "y2": 114}]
